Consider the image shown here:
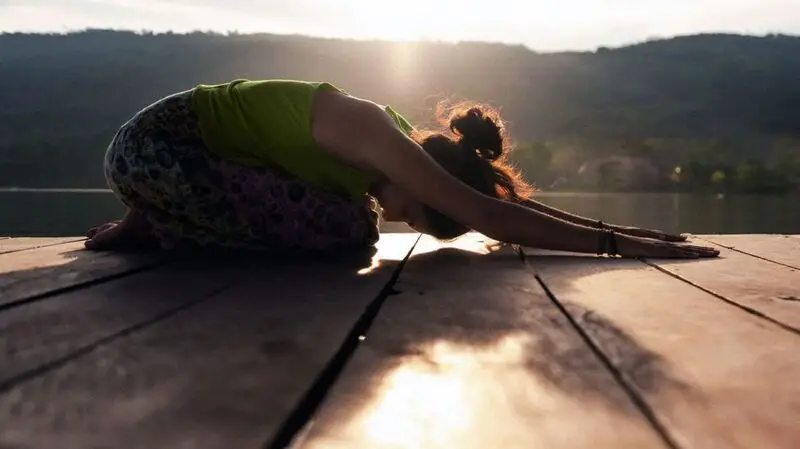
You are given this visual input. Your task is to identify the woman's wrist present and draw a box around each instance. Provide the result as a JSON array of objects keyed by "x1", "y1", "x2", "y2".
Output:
[{"x1": 595, "y1": 227, "x2": 621, "y2": 256}]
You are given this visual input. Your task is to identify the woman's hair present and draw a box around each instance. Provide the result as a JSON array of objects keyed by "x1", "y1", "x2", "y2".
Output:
[{"x1": 413, "y1": 101, "x2": 533, "y2": 240}]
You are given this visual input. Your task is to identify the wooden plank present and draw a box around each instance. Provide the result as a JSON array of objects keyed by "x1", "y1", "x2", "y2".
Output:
[
  {"x1": 0, "y1": 234, "x2": 418, "y2": 449},
  {"x1": 300, "y1": 234, "x2": 668, "y2": 449},
  {"x1": 646, "y1": 240, "x2": 800, "y2": 332},
  {"x1": 0, "y1": 237, "x2": 84, "y2": 255},
  {"x1": 0, "y1": 241, "x2": 164, "y2": 308},
  {"x1": 0, "y1": 260, "x2": 240, "y2": 389},
  {"x1": 533, "y1": 255, "x2": 800, "y2": 449},
  {"x1": 697, "y1": 234, "x2": 800, "y2": 269}
]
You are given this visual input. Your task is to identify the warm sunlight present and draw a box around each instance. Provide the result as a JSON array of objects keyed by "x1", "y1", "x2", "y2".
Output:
[
  {"x1": 356, "y1": 233, "x2": 419, "y2": 275},
  {"x1": 337, "y1": 0, "x2": 471, "y2": 42},
  {"x1": 358, "y1": 336, "x2": 532, "y2": 448},
  {"x1": 358, "y1": 233, "x2": 497, "y2": 275},
  {"x1": 305, "y1": 314, "x2": 669, "y2": 448},
  {"x1": 363, "y1": 363, "x2": 469, "y2": 445},
  {"x1": 3, "y1": 0, "x2": 799, "y2": 51},
  {"x1": 0, "y1": 241, "x2": 83, "y2": 275}
]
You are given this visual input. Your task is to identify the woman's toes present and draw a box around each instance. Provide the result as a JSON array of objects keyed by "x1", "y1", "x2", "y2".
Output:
[
  {"x1": 86, "y1": 221, "x2": 122, "y2": 239},
  {"x1": 85, "y1": 224, "x2": 127, "y2": 250}
]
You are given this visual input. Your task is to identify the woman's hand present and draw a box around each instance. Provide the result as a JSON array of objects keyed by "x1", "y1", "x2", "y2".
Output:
[
  {"x1": 613, "y1": 225, "x2": 688, "y2": 242},
  {"x1": 616, "y1": 234, "x2": 719, "y2": 259}
]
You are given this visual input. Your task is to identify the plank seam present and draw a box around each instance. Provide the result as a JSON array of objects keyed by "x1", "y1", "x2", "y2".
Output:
[
  {"x1": 263, "y1": 234, "x2": 421, "y2": 449},
  {"x1": 0, "y1": 280, "x2": 237, "y2": 394},
  {"x1": 525, "y1": 256, "x2": 682, "y2": 449},
  {"x1": 643, "y1": 259, "x2": 800, "y2": 336},
  {"x1": 694, "y1": 236, "x2": 800, "y2": 271},
  {"x1": 0, "y1": 238, "x2": 86, "y2": 255},
  {"x1": 0, "y1": 257, "x2": 176, "y2": 313}
]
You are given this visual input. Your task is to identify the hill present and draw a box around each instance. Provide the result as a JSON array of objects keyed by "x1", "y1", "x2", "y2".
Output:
[{"x1": 1, "y1": 30, "x2": 799, "y2": 193}]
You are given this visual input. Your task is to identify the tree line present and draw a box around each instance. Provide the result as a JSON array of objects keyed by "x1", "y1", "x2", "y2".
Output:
[{"x1": 1, "y1": 30, "x2": 798, "y2": 193}]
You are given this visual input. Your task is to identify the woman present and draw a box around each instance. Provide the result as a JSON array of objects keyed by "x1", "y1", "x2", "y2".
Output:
[{"x1": 86, "y1": 79, "x2": 718, "y2": 258}]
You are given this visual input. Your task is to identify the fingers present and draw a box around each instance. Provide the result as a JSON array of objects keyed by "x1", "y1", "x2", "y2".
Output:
[
  {"x1": 689, "y1": 244, "x2": 720, "y2": 258},
  {"x1": 625, "y1": 233, "x2": 720, "y2": 259},
  {"x1": 666, "y1": 243, "x2": 700, "y2": 258},
  {"x1": 664, "y1": 243, "x2": 719, "y2": 259},
  {"x1": 632, "y1": 239, "x2": 718, "y2": 259}
]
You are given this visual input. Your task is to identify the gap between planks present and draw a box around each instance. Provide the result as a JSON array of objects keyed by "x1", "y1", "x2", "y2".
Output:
[
  {"x1": 0, "y1": 240, "x2": 173, "y2": 312},
  {"x1": 645, "y1": 236, "x2": 800, "y2": 336},
  {"x1": 0, "y1": 234, "x2": 420, "y2": 449},
  {"x1": 1, "y1": 252, "x2": 248, "y2": 393},
  {"x1": 299, "y1": 235, "x2": 672, "y2": 449},
  {"x1": 530, "y1": 251, "x2": 800, "y2": 449},
  {"x1": 0, "y1": 237, "x2": 86, "y2": 255},
  {"x1": 693, "y1": 234, "x2": 800, "y2": 270},
  {"x1": 526, "y1": 236, "x2": 800, "y2": 336},
  {"x1": 528, "y1": 259, "x2": 679, "y2": 449},
  {"x1": 265, "y1": 234, "x2": 419, "y2": 449},
  {"x1": 3, "y1": 233, "x2": 796, "y2": 446}
]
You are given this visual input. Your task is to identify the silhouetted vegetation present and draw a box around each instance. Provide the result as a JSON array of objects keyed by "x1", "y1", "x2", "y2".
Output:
[{"x1": 2, "y1": 30, "x2": 799, "y2": 193}]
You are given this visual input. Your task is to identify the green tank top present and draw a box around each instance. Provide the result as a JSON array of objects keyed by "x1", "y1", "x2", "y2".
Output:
[{"x1": 191, "y1": 79, "x2": 415, "y2": 198}]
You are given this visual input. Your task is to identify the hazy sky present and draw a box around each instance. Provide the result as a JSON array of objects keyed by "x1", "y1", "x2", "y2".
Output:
[{"x1": 1, "y1": 0, "x2": 799, "y2": 50}]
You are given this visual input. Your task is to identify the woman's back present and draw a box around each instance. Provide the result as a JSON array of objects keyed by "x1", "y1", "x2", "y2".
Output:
[{"x1": 192, "y1": 79, "x2": 412, "y2": 198}]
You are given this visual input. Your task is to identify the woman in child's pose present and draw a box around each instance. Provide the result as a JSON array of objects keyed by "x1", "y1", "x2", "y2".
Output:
[{"x1": 86, "y1": 79, "x2": 718, "y2": 259}]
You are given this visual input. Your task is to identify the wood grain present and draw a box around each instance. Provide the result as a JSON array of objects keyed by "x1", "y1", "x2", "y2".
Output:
[
  {"x1": 0, "y1": 242, "x2": 164, "y2": 307},
  {"x1": 533, "y1": 255, "x2": 800, "y2": 449},
  {"x1": 697, "y1": 234, "x2": 800, "y2": 269},
  {"x1": 0, "y1": 259, "x2": 239, "y2": 387},
  {"x1": 646, "y1": 240, "x2": 800, "y2": 332},
  {"x1": 300, "y1": 234, "x2": 667, "y2": 449},
  {"x1": 0, "y1": 234, "x2": 418, "y2": 449},
  {"x1": 0, "y1": 237, "x2": 83, "y2": 255}
]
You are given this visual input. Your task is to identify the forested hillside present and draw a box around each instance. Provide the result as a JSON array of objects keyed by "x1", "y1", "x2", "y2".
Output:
[{"x1": 2, "y1": 30, "x2": 799, "y2": 193}]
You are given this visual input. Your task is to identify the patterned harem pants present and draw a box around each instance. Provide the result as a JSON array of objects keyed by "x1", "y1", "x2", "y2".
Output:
[{"x1": 103, "y1": 90, "x2": 380, "y2": 251}]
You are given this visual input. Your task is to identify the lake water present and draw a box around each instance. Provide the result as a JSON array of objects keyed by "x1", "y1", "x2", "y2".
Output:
[{"x1": 0, "y1": 189, "x2": 798, "y2": 237}]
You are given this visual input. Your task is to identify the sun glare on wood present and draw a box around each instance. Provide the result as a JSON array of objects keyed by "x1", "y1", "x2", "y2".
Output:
[
  {"x1": 0, "y1": 242, "x2": 83, "y2": 275},
  {"x1": 359, "y1": 335, "x2": 532, "y2": 448}
]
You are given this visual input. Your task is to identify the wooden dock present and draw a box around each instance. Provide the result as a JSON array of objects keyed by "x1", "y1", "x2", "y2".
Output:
[{"x1": 1, "y1": 233, "x2": 799, "y2": 449}]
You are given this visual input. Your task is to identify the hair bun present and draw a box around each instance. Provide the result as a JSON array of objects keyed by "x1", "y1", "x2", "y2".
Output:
[{"x1": 449, "y1": 106, "x2": 504, "y2": 161}]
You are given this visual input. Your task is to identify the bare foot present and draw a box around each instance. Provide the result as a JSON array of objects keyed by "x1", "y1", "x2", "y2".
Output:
[
  {"x1": 86, "y1": 220, "x2": 122, "y2": 239},
  {"x1": 85, "y1": 210, "x2": 155, "y2": 251}
]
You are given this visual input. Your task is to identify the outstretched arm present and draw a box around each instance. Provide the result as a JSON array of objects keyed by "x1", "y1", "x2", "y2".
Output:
[
  {"x1": 515, "y1": 196, "x2": 688, "y2": 242},
  {"x1": 312, "y1": 95, "x2": 716, "y2": 258}
]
